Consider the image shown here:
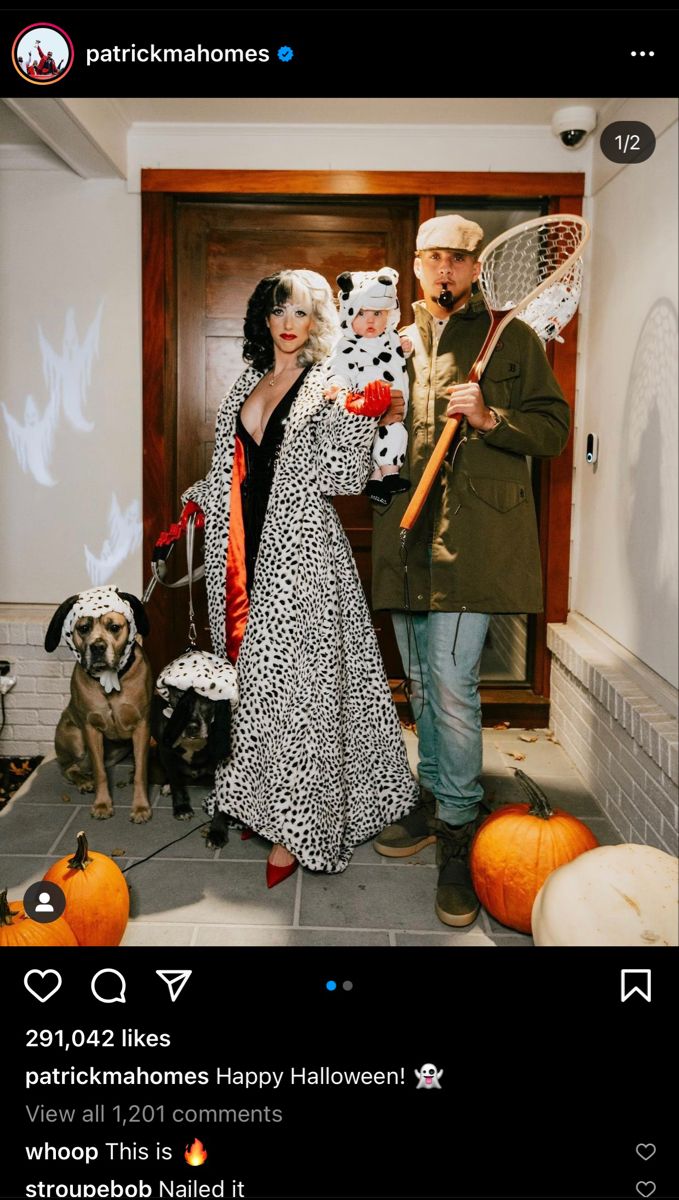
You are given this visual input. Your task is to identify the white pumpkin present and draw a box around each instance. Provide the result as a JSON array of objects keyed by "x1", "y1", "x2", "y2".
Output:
[{"x1": 532, "y1": 844, "x2": 678, "y2": 946}]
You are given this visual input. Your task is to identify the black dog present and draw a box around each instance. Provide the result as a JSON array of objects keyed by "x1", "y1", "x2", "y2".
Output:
[{"x1": 151, "y1": 687, "x2": 231, "y2": 829}]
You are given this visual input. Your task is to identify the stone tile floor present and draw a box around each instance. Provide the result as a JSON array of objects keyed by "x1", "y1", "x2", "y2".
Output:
[{"x1": 0, "y1": 728, "x2": 620, "y2": 947}]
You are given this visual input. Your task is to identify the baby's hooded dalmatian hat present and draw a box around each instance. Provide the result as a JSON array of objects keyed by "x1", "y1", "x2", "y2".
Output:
[
  {"x1": 156, "y1": 649, "x2": 239, "y2": 708},
  {"x1": 336, "y1": 268, "x2": 401, "y2": 335}
]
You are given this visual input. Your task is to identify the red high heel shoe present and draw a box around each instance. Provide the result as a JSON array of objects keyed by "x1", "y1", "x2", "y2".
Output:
[
  {"x1": 240, "y1": 827, "x2": 254, "y2": 840},
  {"x1": 266, "y1": 856, "x2": 298, "y2": 889}
]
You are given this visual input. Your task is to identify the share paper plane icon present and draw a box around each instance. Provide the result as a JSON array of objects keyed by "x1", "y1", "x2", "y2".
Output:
[{"x1": 156, "y1": 970, "x2": 192, "y2": 1002}]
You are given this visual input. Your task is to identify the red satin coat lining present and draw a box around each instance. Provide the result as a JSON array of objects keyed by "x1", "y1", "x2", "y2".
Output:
[{"x1": 225, "y1": 435, "x2": 250, "y2": 662}]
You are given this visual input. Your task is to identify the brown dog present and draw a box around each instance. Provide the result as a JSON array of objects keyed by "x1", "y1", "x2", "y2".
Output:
[{"x1": 45, "y1": 588, "x2": 153, "y2": 823}]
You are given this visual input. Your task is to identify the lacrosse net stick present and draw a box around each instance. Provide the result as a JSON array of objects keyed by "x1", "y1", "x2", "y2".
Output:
[{"x1": 400, "y1": 213, "x2": 590, "y2": 533}]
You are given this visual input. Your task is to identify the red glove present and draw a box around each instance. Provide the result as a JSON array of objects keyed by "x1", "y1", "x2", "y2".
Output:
[
  {"x1": 179, "y1": 500, "x2": 205, "y2": 530},
  {"x1": 153, "y1": 501, "x2": 204, "y2": 561},
  {"x1": 344, "y1": 379, "x2": 392, "y2": 418}
]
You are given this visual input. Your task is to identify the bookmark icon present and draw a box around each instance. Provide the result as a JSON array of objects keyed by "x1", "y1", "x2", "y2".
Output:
[{"x1": 156, "y1": 969, "x2": 192, "y2": 1002}]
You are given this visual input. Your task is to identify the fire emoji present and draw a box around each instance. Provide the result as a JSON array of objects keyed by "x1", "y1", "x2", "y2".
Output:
[{"x1": 184, "y1": 1138, "x2": 208, "y2": 1167}]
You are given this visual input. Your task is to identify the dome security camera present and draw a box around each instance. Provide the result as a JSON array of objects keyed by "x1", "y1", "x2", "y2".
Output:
[{"x1": 551, "y1": 106, "x2": 597, "y2": 149}]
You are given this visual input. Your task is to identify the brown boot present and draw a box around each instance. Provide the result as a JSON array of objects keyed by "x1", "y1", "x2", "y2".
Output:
[
  {"x1": 434, "y1": 818, "x2": 480, "y2": 928},
  {"x1": 373, "y1": 787, "x2": 437, "y2": 857}
]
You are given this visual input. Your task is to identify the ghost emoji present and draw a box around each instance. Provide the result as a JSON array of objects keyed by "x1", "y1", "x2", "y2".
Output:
[{"x1": 415, "y1": 1063, "x2": 443, "y2": 1090}]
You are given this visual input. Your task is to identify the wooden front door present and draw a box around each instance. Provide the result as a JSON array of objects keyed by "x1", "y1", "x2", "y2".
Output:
[
  {"x1": 144, "y1": 171, "x2": 583, "y2": 722},
  {"x1": 154, "y1": 197, "x2": 417, "y2": 673}
]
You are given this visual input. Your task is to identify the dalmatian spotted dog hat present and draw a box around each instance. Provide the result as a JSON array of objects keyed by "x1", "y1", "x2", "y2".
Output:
[
  {"x1": 62, "y1": 587, "x2": 137, "y2": 665},
  {"x1": 44, "y1": 586, "x2": 149, "y2": 694},
  {"x1": 156, "y1": 649, "x2": 239, "y2": 710},
  {"x1": 336, "y1": 268, "x2": 401, "y2": 333}
]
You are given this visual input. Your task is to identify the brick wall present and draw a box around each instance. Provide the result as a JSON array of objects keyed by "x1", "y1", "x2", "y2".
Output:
[
  {"x1": 548, "y1": 617, "x2": 678, "y2": 856},
  {"x1": 0, "y1": 606, "x2": 72, "y2": 757}
]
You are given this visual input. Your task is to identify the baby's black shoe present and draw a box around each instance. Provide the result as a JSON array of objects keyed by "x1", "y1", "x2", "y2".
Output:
[
  {"x1": 383, "y1": 475, "x2": 411, "y2": 496},
  {"x1": 365, "y1": 479, "x2": 390, "y2": 506}
]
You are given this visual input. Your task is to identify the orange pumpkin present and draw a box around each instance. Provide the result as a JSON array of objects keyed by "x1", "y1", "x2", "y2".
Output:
[
  {"x1": 470, "y1": 771, "x2": 599, "y2": 934},
  {"x1": 43, "y1": 831, "x2": 129, "y2": 947},
  {"x1": 0, "y1": 888, "x2": 78, "y2": 947}
]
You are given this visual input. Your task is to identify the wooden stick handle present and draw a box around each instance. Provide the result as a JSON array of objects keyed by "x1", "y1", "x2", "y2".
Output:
[
  {"x1": 399, "y1": 309, "x2": 507, "y2": 534},
  {"x1": 400, "y1": 415, "x2": 462, "y2": 531}
]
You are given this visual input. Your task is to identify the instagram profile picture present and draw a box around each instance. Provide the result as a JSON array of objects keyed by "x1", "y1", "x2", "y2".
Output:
[{"x1": 12, "y1": 23, "x2": 74, "y2": 85}]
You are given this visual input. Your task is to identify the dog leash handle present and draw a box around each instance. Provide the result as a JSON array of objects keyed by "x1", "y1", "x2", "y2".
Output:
[
  {"x1": 142, "y1": 511, "x2": 206, "y2": 605},
  {"x1": 185, "y1": 515, "x2": 198, "y2": 648},
  {"x1": 143, "y1": 518, "x2": 200, "y2": 640}
]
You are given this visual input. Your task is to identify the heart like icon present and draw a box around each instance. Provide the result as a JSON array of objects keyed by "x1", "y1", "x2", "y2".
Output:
[
  {"x1": 636, "y1": 1183, "x2": 656, "y2": 1198},
  {"x1": 24, "y1": 969, "x2": 62, "y2": 1003},
  {"x1": 636, "y1": 1145, "x2": 656, "y2": 1162}
]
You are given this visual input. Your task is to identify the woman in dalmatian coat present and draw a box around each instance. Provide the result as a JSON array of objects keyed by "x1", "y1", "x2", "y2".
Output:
[{"x1": 182, "y1": 269, "x2": 418, "y2": 884}]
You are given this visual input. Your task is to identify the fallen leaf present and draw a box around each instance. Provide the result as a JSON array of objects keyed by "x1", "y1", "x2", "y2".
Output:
[
  {"x1": 493, "y1": 722, "x2": 511, "y2": 729},
  {"x1": 61, "y1": 793, "x2": 72, "y2": 804},
  {"x1": 519, "y1": 735, "x2": 538, "y2": 743},
  {"x1": 111, "y1": 848, "x2": 126, "y2": 857},
  {"x1": 506, "y1": 751, "x2": 526, "y2": 761},
  {"x1": 116, "y1": 780, "x2": 128, "y2": 789}
]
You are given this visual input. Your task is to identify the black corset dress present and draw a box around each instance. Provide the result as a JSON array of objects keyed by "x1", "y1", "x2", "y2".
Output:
[{"x1": 235, "y1": 367, "x2": 310, "y2": 594}]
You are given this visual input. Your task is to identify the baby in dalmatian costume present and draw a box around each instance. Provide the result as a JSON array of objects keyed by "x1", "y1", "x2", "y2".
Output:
[{"x1": 327, "y1": 267, "x2": 411, "y2": 506}]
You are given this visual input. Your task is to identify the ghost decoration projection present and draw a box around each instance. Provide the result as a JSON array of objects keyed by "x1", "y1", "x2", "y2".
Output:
[
  {"x1": 3, "y1": 301, "x2": 143, "y2": 587},
  {"x1": 84, "y1": 494, "x2": 143, "y2": 586},
  {"x1": 2, "y1": 302, "x2": 103, "y2": 484},
  {"x1": 1, "y1": 392, "x2": 59, "y2": 487},
  {"x1": 39, "y1": 303, "x2": 103, "y2": 433}
]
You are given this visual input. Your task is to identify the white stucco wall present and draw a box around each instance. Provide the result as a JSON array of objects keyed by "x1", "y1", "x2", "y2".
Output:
[
  {"x1": 570, "y1": 116, "x2": 678, "y2": 688},
  {"x1": 126, "y1": 120, "x2": 578, "y2": 192},
  {"x1": 0, "y1": 170, "x2": 142, "y2": 602}
]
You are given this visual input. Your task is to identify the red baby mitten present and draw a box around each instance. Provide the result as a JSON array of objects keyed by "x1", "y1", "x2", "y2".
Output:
[{"x1": 344, "y1": 380, "x2": 392, "y2": 418}]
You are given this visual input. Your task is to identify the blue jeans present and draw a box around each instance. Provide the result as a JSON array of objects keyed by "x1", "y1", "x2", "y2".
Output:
[{"x1": 392, "y1": 611, "x2": 490, "y2": 828}]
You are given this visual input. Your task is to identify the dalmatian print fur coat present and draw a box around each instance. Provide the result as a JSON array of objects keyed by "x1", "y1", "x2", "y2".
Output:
[
  {"x1": 183, "y1": 363, "x2": 418, "y2": 872},
  {"x1": 328, "y1": 268, "x2": 409, "y2": 470}
]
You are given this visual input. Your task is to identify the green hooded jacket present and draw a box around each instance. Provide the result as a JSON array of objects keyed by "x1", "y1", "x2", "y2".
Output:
[{"x1": 371, "y1": 295, "x2": 571, "y2": 614}]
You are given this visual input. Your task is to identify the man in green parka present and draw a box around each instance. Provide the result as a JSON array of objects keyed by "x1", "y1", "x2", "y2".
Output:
[{"x1": 372, "y1": 214, "x2": 571, "y2": 927}]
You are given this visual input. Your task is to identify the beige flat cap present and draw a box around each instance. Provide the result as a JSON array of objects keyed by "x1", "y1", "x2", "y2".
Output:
[{"x1": 416, "y1": 214, "x2": 484, "y2": 254}]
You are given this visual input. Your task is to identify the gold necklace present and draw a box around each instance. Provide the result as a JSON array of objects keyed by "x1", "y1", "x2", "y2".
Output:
[{"x1": 268, "y1": 365, "x2": 299, "y2": 389}]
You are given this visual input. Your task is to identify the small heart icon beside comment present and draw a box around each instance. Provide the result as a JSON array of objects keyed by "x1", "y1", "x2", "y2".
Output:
[
  {"x1": 636, "y1": 1145, "x2": 656, "y2": 1161},
  {"x1": 636, "y1": 1182, "x2": 656, "y2": 1198},
  {"x1": 24, "y1": 969, "x2": 62, "y2": 1002}
]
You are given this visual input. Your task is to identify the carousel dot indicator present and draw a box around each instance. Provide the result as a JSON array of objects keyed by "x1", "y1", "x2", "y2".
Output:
[
  {"x1": 326, "y1": 980, "x2": 337, "y2": 992},
  {"x1": 342, "y1": 980, "x2": 353, "y2": 992}
]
